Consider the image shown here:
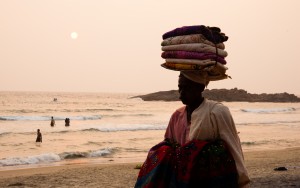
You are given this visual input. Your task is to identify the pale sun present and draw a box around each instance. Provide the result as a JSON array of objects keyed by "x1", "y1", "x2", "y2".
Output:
[{"x1": 70, "y1": 32, "x2": 78, "y2": 39}]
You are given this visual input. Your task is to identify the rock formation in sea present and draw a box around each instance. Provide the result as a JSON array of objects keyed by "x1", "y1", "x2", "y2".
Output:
[{"x1": 132, "y1": 88, "x2": 300, "y2": 102}]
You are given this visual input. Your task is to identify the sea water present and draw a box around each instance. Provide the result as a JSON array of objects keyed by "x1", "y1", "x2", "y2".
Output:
[{"x1": 0, "y1": 91, "x2": 299, "y2": 170}]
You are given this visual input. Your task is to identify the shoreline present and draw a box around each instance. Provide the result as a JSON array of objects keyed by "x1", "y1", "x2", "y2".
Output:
[{"x1": 0, "y1": 147, "x2": 299, "y2": 187}]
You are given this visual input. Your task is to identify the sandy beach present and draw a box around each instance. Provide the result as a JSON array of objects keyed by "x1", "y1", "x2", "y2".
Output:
[{"x1": 0, "y1": 147, "x2": 299, "y2": 188}]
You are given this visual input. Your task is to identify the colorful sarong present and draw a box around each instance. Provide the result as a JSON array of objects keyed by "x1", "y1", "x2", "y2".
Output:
[{"x1": 135, "y1": 139, "x2": 238, "y2": 188}]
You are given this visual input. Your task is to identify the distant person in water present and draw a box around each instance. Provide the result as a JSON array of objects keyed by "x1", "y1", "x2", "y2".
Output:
[
  {"x1": 50, "y1": 116, "x2": 55, "y2": 127},
  {"x1": 36, "y1": 129, "x2": 42, "y2": 143},
  {"x1": 65, "y1": 118, "x2": 70, "y2": 127}
]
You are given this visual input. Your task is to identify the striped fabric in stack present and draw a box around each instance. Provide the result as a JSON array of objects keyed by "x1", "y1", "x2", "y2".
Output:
[{"x1": 161, "y1": 25, "x2": 230, "y2": 82}]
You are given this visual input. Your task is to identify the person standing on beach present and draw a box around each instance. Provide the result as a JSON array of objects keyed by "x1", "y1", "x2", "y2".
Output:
[
  {"x1": 135, "y1": 25, "x2": 250, "y2": 188},
  {"x1": 65, "y1": 118, "x2": 70, "y2": 127},
  {"x1": 36, "y1": 129, "x2": 42, "y2": 143},
  {"x1": 50, "y1": 116, "x2": 55, "y2": 127}
]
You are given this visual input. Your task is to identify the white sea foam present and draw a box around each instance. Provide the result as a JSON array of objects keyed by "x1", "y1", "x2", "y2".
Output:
[
  {"x1": 0, "y1": 115, "x2": 101, "y2": 121},
  {"x1": 240, "y1": 107, "x2": 296, "y2": 113},
  {"x1": 0, "y1": 153, "x2": 61, "y2": 167},
  {"x1": 0, "y1": 148, "x2": 114, "y2": 167},
  {"x1": 89, "y1": 148, "x2": 112, "y2": 157},
  {"x1": 82, "y1": 124, "x2": 167, "y2": 132},
  {"x1": 236, "y1": 120, "x2": 300, "y2": 126}
]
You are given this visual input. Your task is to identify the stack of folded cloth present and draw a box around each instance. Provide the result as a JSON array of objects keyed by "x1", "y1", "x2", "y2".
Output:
[{"x1": 161, "y1": 25, "x2": 230, "y2": 81}]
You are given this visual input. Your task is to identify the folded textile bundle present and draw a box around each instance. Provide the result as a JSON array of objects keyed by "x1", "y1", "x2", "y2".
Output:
[
  {"x1": 161, "y1": 25, "x2": 230, "y2": 83},
  {"x1": 161, "y1": 43, "x2": 228, "y2": 57},
  {"x1": 164, "y1": 59, "x2": 227, "y2": 73},
  {"x1": 162, "y1": 25, "x2": 228, "y2": 44},
  {"x1": 161, "y1": 34, "x2": 225, "y2": 49},
  {"x1": 161, "y1": 51, "x2": 227, "y2": 64}
]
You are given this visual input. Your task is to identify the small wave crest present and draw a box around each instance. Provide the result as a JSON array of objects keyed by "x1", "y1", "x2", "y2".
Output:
[
  {"x1": 0, "y1": 153, "x2": 61, "y2": 167},
  {"x1": 0, "y1": 148, "x2": 114, "y2": 167},
  {"x1": 82, "y1": 128, "x2": 101, "y2": 132},
  {"x1": 89, "y1": 148, "x2": 112, "y2": 157},
  {"x1": 241, "y1": 140, "x2": 271, "y2": 146},
  {"x1": 241, "y1": 107, "x2": 296, "y2": 113},
  {"x1": 236, "y1": 120, "x2": 300, "y2": 126},
  {"x1": 60, "y1": 148, "x2": 114, "y2": 159},
  {"x1": 0, "y1": 132, "x2": 11, "y2": 137},
  {"x1": 81, "y1": 124, "x2": 166, "y2": 132},
  {"x1": 241, "y1": 141, "x2": 256, "y2": 145},
  {"x1": 104, "y1": 113, "x2": 153, "y2": 118},
  {"x1": 0, "y1": 115, "x2": 101, "y2": 121},
  {"x1": 3, "y1": 108, "x2": 115, "y2": 114}
]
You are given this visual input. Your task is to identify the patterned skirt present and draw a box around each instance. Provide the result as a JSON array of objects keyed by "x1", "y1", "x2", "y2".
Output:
[{"x1": 135, "y1": 139, "x2": 238, "y2": 188}]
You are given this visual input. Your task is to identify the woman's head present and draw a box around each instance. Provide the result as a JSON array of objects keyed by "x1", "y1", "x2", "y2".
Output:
[{"x1": 178, "y1": 73, "x2": 205, "y2": 106}]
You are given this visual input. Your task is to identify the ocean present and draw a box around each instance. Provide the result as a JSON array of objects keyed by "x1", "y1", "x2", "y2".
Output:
[{"x1": 0, "y1": 91, "x2": 299, "y2": 170}]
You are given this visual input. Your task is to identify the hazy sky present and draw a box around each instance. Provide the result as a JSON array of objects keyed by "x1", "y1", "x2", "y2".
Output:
[{"x1": 1, "y1": 1, "x2": 300, "y2": 94}]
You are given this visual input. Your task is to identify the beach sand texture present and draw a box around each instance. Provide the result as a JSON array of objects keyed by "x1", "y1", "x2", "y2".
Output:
[{"x1": 0, "y1": 147, "x2": 299, "y2": 188}]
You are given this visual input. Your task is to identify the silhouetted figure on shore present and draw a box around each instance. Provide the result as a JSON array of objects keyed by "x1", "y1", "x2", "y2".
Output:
[
  {"x1": 36, "y1": 129, "x2": 42, "y2": 143},
  {"x1": 50, "y1": 116, "x2": 55, "y2": 127},
  {"x1": 65, "y1": 118, "x2": 70, "y2": 127}
]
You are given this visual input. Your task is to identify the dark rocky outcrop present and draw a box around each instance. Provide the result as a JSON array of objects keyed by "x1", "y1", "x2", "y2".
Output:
[{"x1": 132, "y1": 88, "x2": 300, "y2": 102}]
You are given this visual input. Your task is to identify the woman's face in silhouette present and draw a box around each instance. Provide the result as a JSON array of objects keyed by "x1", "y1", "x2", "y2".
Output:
[{"x1": 178, "y1": 74, "x2": 204, "y2": 106}]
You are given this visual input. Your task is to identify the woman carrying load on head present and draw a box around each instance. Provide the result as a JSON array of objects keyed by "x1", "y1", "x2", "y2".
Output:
[{"x1": 135, "y1": 25, "x2": 250, "y2": 188}]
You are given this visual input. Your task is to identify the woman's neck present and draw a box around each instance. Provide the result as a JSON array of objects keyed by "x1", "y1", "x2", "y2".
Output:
[{"x1": 186, "y1": 97, "x2": 204, "y2": 122}]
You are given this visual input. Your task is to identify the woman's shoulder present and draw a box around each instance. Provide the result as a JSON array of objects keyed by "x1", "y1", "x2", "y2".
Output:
[
  {"x1": 171, "y1": 106, "x2": 186, "y2": 117},
  {"x1": 205, "y1": 99, "x2": 230, "y2": 113},
  {"x1": 174, "y1": 106, "x2": 186, "y2": 113}
]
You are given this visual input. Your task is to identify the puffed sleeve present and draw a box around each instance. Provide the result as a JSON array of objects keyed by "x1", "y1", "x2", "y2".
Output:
[
  {"x1": 164, "y1": 106, "x2": 188, "y2": 145},
  {"x1": 164, "y1": 112, "x2": 175, "y2": 141},
  {"x1": 210, "y1": 104, "x2": 250, "y2": 188}
]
